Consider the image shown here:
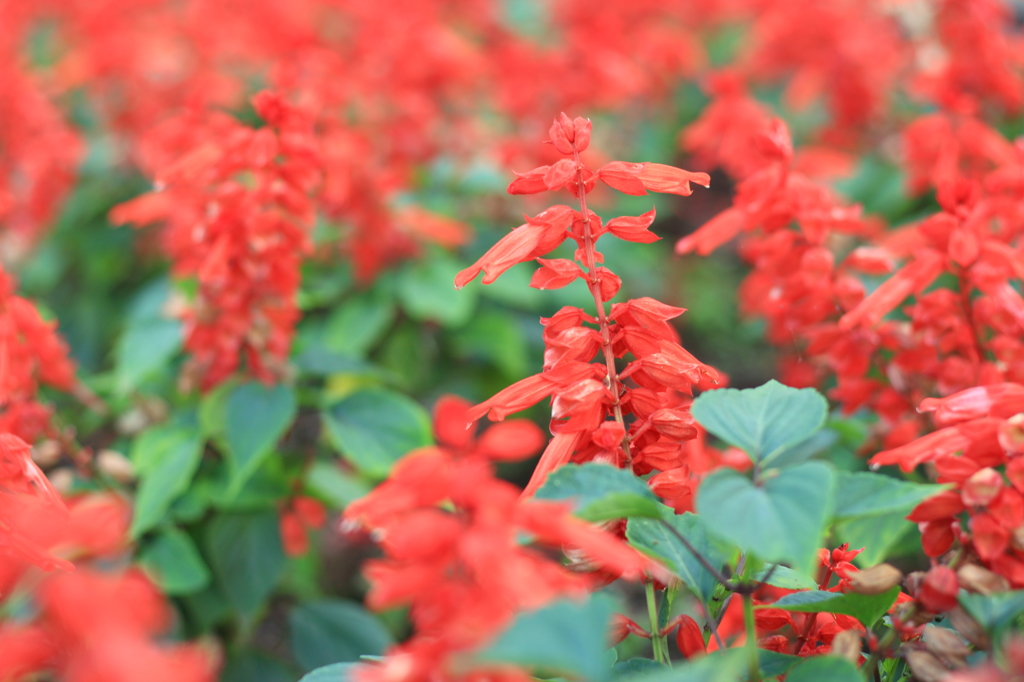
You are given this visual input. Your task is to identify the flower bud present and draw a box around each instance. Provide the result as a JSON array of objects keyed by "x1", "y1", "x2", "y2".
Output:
[
  {"x1": 31, "y1": 440, "x2": 63, "y2": 468},
  {"x1": 850, "y1": 563, "x2": 904, "y2": 595},
  {"x1": 956, "y1": 563, "x2": 1010, "y2": 595},
  {"x1": 999, "y1": 415, "x2": 1024, "y2": 456},
  {"x1": 830, "y1": 629, "x2": 862, "y2": 663},
  {"x1": 916, "y1": 565, "x2": 960, "y2": 614},
  {"x1": 948, "y1": 606, "x2": 990, "y2": 650},
  {"x1": 573, "y1": 117, "x2": 592, "y2": 153},
  {"x1": 96, "y1": 449, "x2": 136, "y2": 484},
  {"x1": 675, "y1": 614, "x2": 706, "y2": 660},
  {"x1": 962, "y1": 467, "x2": 1003, "y2": 507},
  {"x1": 905, "y1": 650, "x2": 952, "y2": 682},
  {"x1": 923, "y1": 625, "x2": 970, "y2": 667}
]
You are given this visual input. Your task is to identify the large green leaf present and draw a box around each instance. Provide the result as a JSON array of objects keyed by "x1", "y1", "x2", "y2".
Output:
[
  {"x1": 224, "y1": 382, "x2": 297, "y2": 495},
  {"x1": 323, "y1": 290, "x2": 396, "y2": 358},
  {"x1": 754, "y1": 565, "x2": 818, "y2": 591},
  {"x1": 770, "y1": 586, "x2": 901, "y2": 628},
  {"x1": 221, "y1": 651, "x2": 295, "y2": 682},
  {"x1": 834, "y1": 511, "x2": 916, "y2": 567},
  {"x1": 397, "y1": 253, "x2": 478, "y2": 328},
  {"x1": 959, "y1": 590, "x2": 1024, "y2": 633},
  {"x1": 298, "y1": 664, "x2": 356, "y2": 682},
  {"x1": 627, "y1": 512, "x2": 731, "y2": 602},
  {"x1": 138, "y1": 526, "x2": 210, "y2": 595},
  {"x1": 304, "y1": 461, "x2": 371, "y2": 509},
  {"x1": 113, "y1": 277, "x2": 182, "y2": 394},
  {"x1": 690, "y1": 380, "x2": 827, "y2": 465},
  {"x1": 618, "y1": 651, "x2": 747, "y2": 682},
  {"x1": 290, "y1": 600, "x2": 394, "y2": 672},
  {"x1": 832, "y1": 472, "x2": 945, "y2": 519},
  {"x1": 786, "y1": 656, "x2": 861, "y2": 682},
  {"x1": 322, "y1": 389, "x2": 432, "y2": 478},
  {"x1": 205, "y1": 510, "x2": 287, "y2": 617},
  {"x1": 536, "y1": 463, "x2": 662, "y2": 521},
  {"x1": 478, "y1": 595, "x2": 615, "y2": 682},
  {"x1": 696, "y1": 461, "x2": 835, "y2": 575},
  {"x1": 129, "y1": 421, "x2": 204, "y2": 537}
]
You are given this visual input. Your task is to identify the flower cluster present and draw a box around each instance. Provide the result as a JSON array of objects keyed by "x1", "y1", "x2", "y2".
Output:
[{"x1": 345, "y1": 395, "x2": 655, "y2": 682}]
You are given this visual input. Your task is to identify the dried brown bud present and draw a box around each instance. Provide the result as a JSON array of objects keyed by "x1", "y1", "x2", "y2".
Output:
[
  {"x1": 1010, "y1": 526, "x2": 1024, "y2": 552},
  {"x1": 924, "y1": 625, "x2": 970, "y2": 667},
  {"x1": 47, "y1": 467, "x2": 75, "y2": 495},
  {"x1": 905, "y1": 649, "x2": 952, "y2": 682},
  {"x1": 31, "y1": 440, "x2": 63, "y2": 468},
  {"x1": 957, "y1": 563, "x2": 1010, "y2": 595},
  {"x1": 96, "y1": 449, "x2": 136, "y2": 484},
  {"x1": 850, "y1": 563, "x2": 904, "y2": 595},
  {"x1": 947, "y1": 606, "x2": 990, "y2": 651},
  {"x1": 830, "y1": 628, "x2": 863, "y2": 663}
]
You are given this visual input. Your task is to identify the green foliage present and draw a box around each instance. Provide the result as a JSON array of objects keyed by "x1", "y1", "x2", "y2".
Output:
[
  {"x1": 322, "y1": 388, "x2": 433, "y2": 478},
  {"x1": 289, "y1": 600, "x2": 394, "y2": 671},
  {"x1": 224, "y1": 382, "x2": 297, "y2": 495},
  {"x1": 205, "y1": 510, "x2": 287, "y2": 618},
  {"x1": 627, "y1": 512, "x2": 731, "y2": 602},
  {"x1": 130, "y1": 419, "x2": 204, "y2": 537},
  {"x1": 298, "y1": 664, "x2": 356, "y2": 682},
  {"x1": 535, "y1": 463, "x2": 663, "y2": 521},
  {"x1": 690, "y1": 380, "x2": 827, "y2": 465},
  {"x1": 697, "y1": 461, "x2": 835, "y2": 576},
  {"x1": 786, "y1": 656, "x2": 862, "y2": 682},
  {"x1": 770, "y1": 586, "x2": 901, "y2": 628},
  {"x1": 753, "y1": 565, "x2": 817, "y2": 591},
  {"x1": 138, "y1": 526, "x2": 211, "y2": 595},
  {"x1": 397, "y1": 252, "x2": 478, "y2": 327},
  {"x1": 959, "y1": 590, "x2": 1024, "y2": 634},
  {"x1": 478, "y1": 595, "x2": 616, "y2": 682}
]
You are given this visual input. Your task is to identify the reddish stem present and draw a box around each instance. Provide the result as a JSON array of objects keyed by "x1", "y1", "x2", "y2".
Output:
[
  {"x1": 792, "y1": 566, "x2": 833, "y2": 654},
  {"x1": 571, "y1": 143, "x2": 631, "y2": 463}
]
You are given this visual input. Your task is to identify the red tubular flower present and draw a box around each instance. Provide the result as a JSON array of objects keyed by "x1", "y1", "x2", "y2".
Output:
[{"x1": 674, "y1": 615, "x2": 706, "y2": 659}]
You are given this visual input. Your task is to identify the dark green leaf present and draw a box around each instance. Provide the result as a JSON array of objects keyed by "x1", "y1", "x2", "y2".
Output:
[
  {"x1": 322, "y1": 389, "x2": 432, "y2": 478},
  {"x1": 221, "y1": 651, "x2": 296, "y2": 682},
  {"x1": 959, "y1": 590, "x2": 1024, "y2": 633},
  {"x1": 224, "y1": 382, "x2": 297, "y2": 495},
  {"x1": 298, "y1": 663, "x2": 356, "y2": 682},
  {"x1": 114, "y1": 318, "x2": 181, "y2": 394},
  {"x1": 617, "y1": 651, "x2": 746, "y2": 682},
  {"x1": 130, "y1": 422, "x2": 203, "y2": 537},
  {"x1": 290, "y1": 600, "x2": 393, "y2": 672},
  {"x1": 397, "y1": 254, "x2": 478, "y2": 328},
  {"x1": 612, "y1": 659, "x2": 665, "y2": 677},
  {"x1": 451, "y1": 311, "x2": 528, "y2": 378},
  {"x1": 536, "y1": 463, "x2": 662, "y2": 521},
  {"x1": 834, "y1": 511, "x2": 915, "y2": 567},
  {"x1": 786, "y1": 656, "x2": 861, "y2": 682},
  {"x1": 478, "y1": 595, "x2": 615, "y2": 682},
  {"x1": 627, "y1": 512, "x2": 731, "y2": 602},
  {"x1": 690, "y1": 380, "x2": 827, "y2": 465},
  {"x1": 206, "y1": 510, "x2": 286, "y2": 617},
  {"x1": 757, "y1": 650, "x2": 802, "y2": 678},
  {"x1": 770, "y1": 586, "x2": 901, "y2": 628},
  {"x1": 304, "y1": 461, "x2": 371, "y2": 509},
  {"x1": 696, "y1": 462, "x2": 835, "y2": 575},
  {"x1": 833, "y1": 472, "x2": 945, "y2": 519},
  {"x1": 138, "y1": 526, "x2": 210, "y2": 595},
  {"x1": 323, "y1": 291, "x2": 396, "y2": 358}
]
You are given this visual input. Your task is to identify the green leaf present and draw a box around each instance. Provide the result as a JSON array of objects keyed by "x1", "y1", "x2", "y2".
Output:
[
  {"x1": 754, "y1": 565, "x2": 818, "y2": 591},
  {"x1": 832, "y1": 472, "x2": 945, "y2": 519},
  {"x1": 770, "y1": 586, "x2": 901, "y2": 628},
  {"x1": 113, "y1": 277, "x2": 182, "y2": 394},
  {"x1": 129, "y1": 422, "x2": 204, "y2": 537},
  {"x1": 690, "y1": 380, "x2": 827, "y2": 465},
  {"x1": 786, "y1": 656, "x2": 861, "y2": 682},
  {"x1": 138, "y1": 526, "x2": 210, "y2": 595},
  {"x1": 304, "y1": 461, "x2": 371, "y2": 509},
  {"x1": 224, "y1": 382, "x2": 297, "y2": 495},
  {"x1": 627, "y1": 512, "x2": 731, "y2": 602},
  {"x1": 397, "y1": 253, "x2": 478, "y2": 328},
  {"x1": 451, "y1": 311, "x2": 528, "y2": 378},
  {"x1": 535, "y1": 463, "x2": 663, "y2": 521},
  {"x1": 205, "y1": 510, "x2": 287, "y2": 617},
  {"x1": 696, "y1": 461, "x2": 835, "y2": 575},
  {"x1": 323, "y1": 290, "x2": 396, "y2": 359},
  {"x1": 298, "y1": 663, "x2": 356, "y2": 682},
  {"x1": 612, "y1": 659, "x2": 665, "y2": 677},
  {"x1": 290, "y1": 600, "x2": 393, "y2": 672},
  {"x1": 114, "y1": 318, "x2": 182, "y2": 394},
  {"x1": 834, "y1": 511, "x2": 916, "y2": 567},
  {"x1": 322, "y1": 389, "x2": 432, "y2": 479},
  {"x1": 617, "y1": 652, "x2": 746, "y2": 682},
  {"x1": 478, "y1": 595, "x2": 615, "y2": 682},
  {"x1": 959, "y1": 590, "x2": 1024, "y2": 633},
  {"x1": 221, "y1": 651, "x2": 295, "y2": 682}
]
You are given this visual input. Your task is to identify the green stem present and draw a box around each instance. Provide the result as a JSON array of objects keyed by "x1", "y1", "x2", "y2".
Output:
[
  {"x1": 742, "y1": 593, "x2": 760, "y2": 682},
  {"x1": 645, "y1": 581, "x2": 669, "y2": 665}
]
